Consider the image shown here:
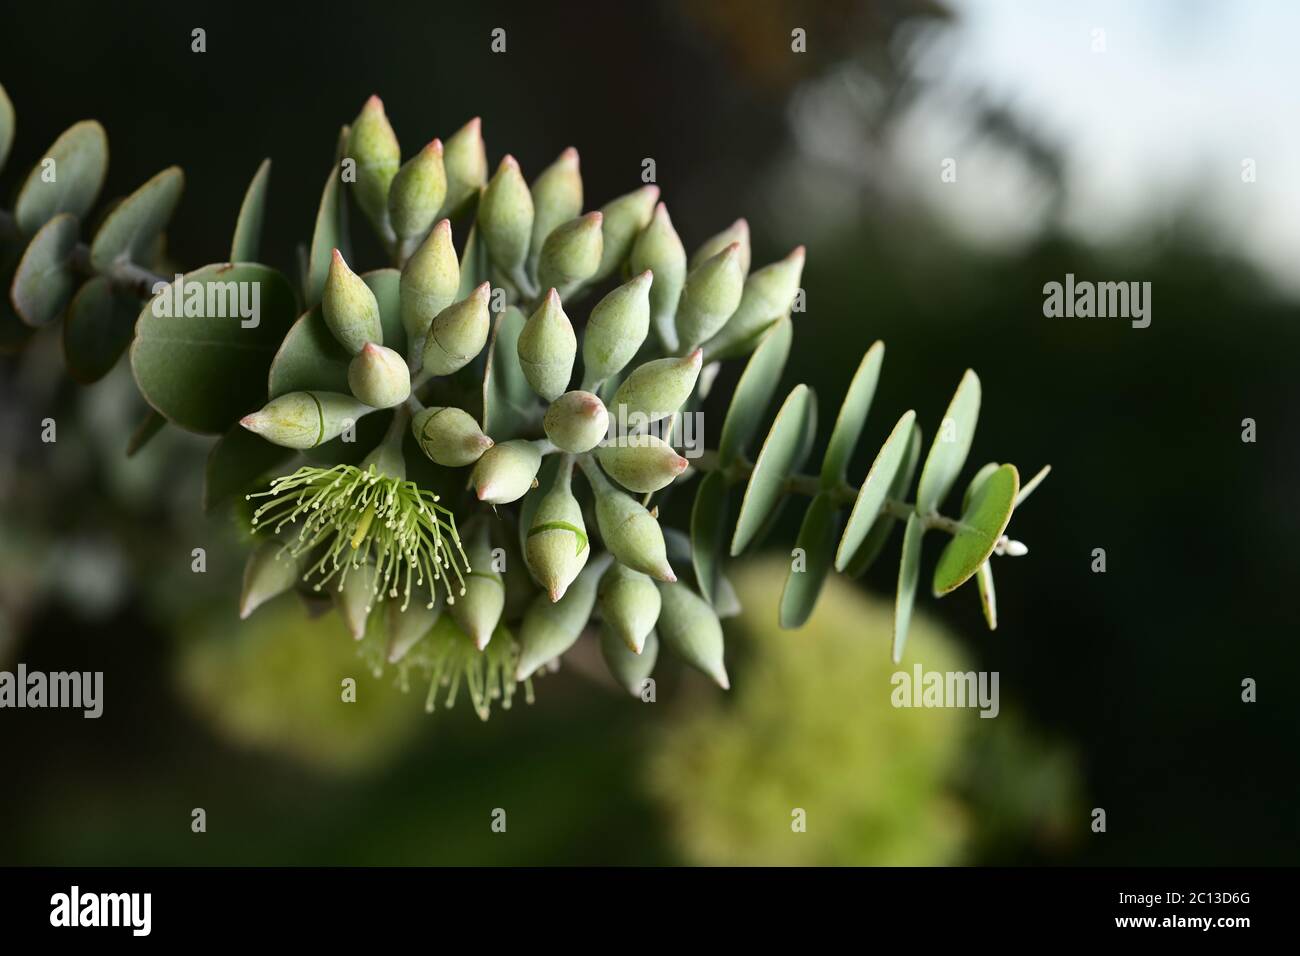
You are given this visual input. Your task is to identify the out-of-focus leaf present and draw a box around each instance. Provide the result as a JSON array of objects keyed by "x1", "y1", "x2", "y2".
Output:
[
  {"x1": 14, "y1": 120, "x2": 108, "y2": 235},
  {"x1": 10, "y1": 212, "x2": 78, "y2": 326},
  {"x1": 89, "y1": 167, "x2": 183, "y2": 271},
  {"x1": 230, "y1": 158, "x2": 271, "y2": 262},
  {"x1": 63, "y1": 276, "x2": 138, "y2": 382}
]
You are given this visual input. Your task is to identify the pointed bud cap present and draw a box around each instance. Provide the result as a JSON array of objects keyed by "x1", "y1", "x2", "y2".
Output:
[
  {"x1": 470, "y1": 439, "x2": 543, "y2": 504},
  {"x1": 422, "y1": 281, "x2": 491, "y2": 376},
  {"x1": 594, "y1": 185, "x2": 659, "y2": 281},
  {"x1": 388, "y1": 139, "x2": 447, "y2": 240},
  {"x1": 543, "y1": 390, "x2": 609, "y2": 454},
  {"x1": 347, "y1": 95, "x2": 401, "y2": 232},
  {"x1": 704, "y1": 245, "x2": 806, "y2": 360},
  {"x1": 656, "y1": 580, "x2": 729, "y2": 689},
  {"x1": 400, "y1": 218, "x2": 460, "y2": 352},
  {"x1": 387, "y1": 599, "x2": 440, "y2": 663},
  {"x1": 691, "y1": 218, "x2": 751, "y2": 275},
  {"x1": 597, "y1": 433, "x2": 689, "y2": 494},
  {"x1": 336, "y1": 563, "x2": 379, "y2": 640},
  {"x1": 323, "y1": 249, "x2": 383, "y2": 354},
  {"x1": 442, "y1": 116, "x2": 487, "y2": 213},
  {"x1": 537, "y1": 211, "x2": 603, "y2": 294},
  {"x1": 592, "y1": 485, "x2": 675, "y2": 582},
  {"x1": 412, "y1": 406, "x2": 493, "y2": 467},
  {"x1": 478, "y1": 154, "x2": 534, "y2": 273},
  {"x1": 525, "y1": 482, "x2": 590, "y2": 602},
  {"x1": 528, "y1": 147, "x2": 583, "y2": 274},
  {"x1": 518, "y1": 288, "x2": 577, "y2": 401},
  {"x1": 598, "y1": 562, "x2": 662, "y2": 654},
  {"x1": 630, "y1": 202, "x2": 687, "y2": 351},
  {"x1": 610, "y1": 349, "x2": 702, "y2": 424},
  {"x1": 239, "y1": 542, "x2": 301, "y2": 620},
  {"x1": 514, "y1": 560, "x2": 606, "y2": 681},
  {"x1": 676, "y1": 241, "x2": 746, "y2": 350},
  {"x1": 347, "y1": 342, "x2": 411, "y2": 408},
  {"x1": 583, "y1": 270, "x2": 652, "y2": 385},
  {"x1": 240, "y1": 391, "x2": 370, "y2": 449},
  {"x1": 449, "y1": 530, "x2": 504, "y2": 650}
]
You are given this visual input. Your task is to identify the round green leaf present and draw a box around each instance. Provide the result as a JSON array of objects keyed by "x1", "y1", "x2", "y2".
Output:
[
  {"x1": 932, "y1": 463, "x2": 1019, "y2": 596},
  {"x1": 0, "y1": 83, "x2": 14, "y2": 175},
  {"x1": 89, "y1": 167, "x2": 183, "y2": 271},
  {"x1": 10, "y1": 213, "x2": 79, "y2": 326},
  {"x1": 131, "y1": 263, "x2": 297, "y2": 433},
  {"x1": 915, "y1": 369, "x2": 980, "y2": 515},
  {"x1": 230, "y1": 158, "x2": 271, "y2": 263},
  {"x1": 730, "y1": 383, "x2": 816, "y2": 557},
  {"x1": 205, "y1": 422, "x2": 296, "y2": 513},
  {"x1": 305, "y1": 126, "x2": 350, "y2": 308},
  {"x1": 779, "y1": 491, "x2": 838, "y2": 629},
  {"x1": 14, "y1": 120, "x2": 108, "y2": 236},
  {"x1": 844, "y1": 420, "x2": 922, "y2": 577},
  {"x1": 820, "y1": 340, "x2": 883, "y2": 486},
  {"x1": 482, "y1": 305, "x2": 533, "y2": 439},
  {"x1": 718, "y1": 314, "x2": 791, "y2": 466},
  {"x1": 690, "y1": 468, "x2": 730, "y2": 605},
  {"x1": 63, "y1": 276, "x2": 138, "y2": 383},
  {"x1": 834, "y1": 409, "x2": 915, "y2": 571},
  {"x1": 962, "y1": 461, "x2": 1000, "y2": 513},
  {"x1": 893, "y1": 513, "x2": 925, "y2": 663},
  {"x1": 268, "y1": 269, "x2": 404, "y2": 398}
]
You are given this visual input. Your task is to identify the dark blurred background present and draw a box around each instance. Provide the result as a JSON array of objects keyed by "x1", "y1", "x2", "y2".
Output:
[{"x1": 0, "y1": 0, "x2": 1296, "y2": 865}]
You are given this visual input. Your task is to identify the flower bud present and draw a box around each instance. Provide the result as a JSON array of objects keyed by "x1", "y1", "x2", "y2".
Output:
[
  {"x1": 515, "y1": 557, "x2": 607, "y2": 681},
  {"x1": 449, "y1": 527, "x2": 504, "y2": 650},
  {"x1": 543, "y1": 390, "x2": 608, "y2": 454},
  {"x1": 388, "y1": 139, "x2": 447, "y2": 240},
  {"x1": 348, "y1": 342, "x2": 411, "y2": 408},
  {"x1": 598, "y1": 562, "x2": 661, "y2": 654},
  {"x1": 656, "y1": 580, "x2": 729, "y2": 689},
  {"x1": 422, "y1": 281, "x2": 491, "y2": 376},
  {"x1": 630, "y1": 203, "x2": 686, "y2": 351},
  {"x1": 323, "y1": 249, "x2": 383, "y2": 354},
  {"x1": 239, "y1": 391, "x2": 370, "y2": 449},
  {"x1": 400, "y1": 218, "x2": 460, "y2": 355},
  {"x1": 583, "y1": 270, "x2": 651, "y2": 385},
  {"x1": 690, "y1": 218, "x2": 751, "y2": 275},
  {"x1": 593, "y1": 185, "x2": 659, "y2": 282},
  {"x1": 387, "y1": 598, "x2": 440, "y2": 664},
  {"x1": 675, "y1": 242, "x2": 746, "y2": 350},
  {"x1": 592, "y1": 481, "x2": 675, "y2": 582},
  {"x1": 610, "y1": 349, "x2": 702, "y2": 424},
  {"x1": 537, "y1": 211, "x2": 603, "y2": 296},
  {"x1": 527, "y1": 148, "x2": 583, "y2": 278},
  {"x1": 598, "y1": 433, "x2": 688, "y2": 494},
  {"x1": 239, "y1": 541, "x2": 301, "y2": 620},
  {"x1": 518, "y1": 288, "x2": 576, "y2": 401},
  {"x1": 347, "y1": 95, "x2": 401, "y2": 235},
  {"x1": 478, "y1": 155, "x2": 533, "y2": 274},
  {"x1": 336, "y1": 562, "x2": 378, "y2": 640},
  {"x1": 601, "y1": 627, "x2": 659, "y2": 696},
  {"x1": 703, "y1": 246, "x2": 805, "y2": 360},
  {"x1": 525, "y1": 479, "x2": 590, "y2": 602},
  {"x1": 442, "y1": 116, "x2": 487, "y2": 214},
  {"x1": 412, "y1": 405, "x2": 493, "y2": 467},
  {"x1": 470, "y1": 439, "x2": 542, "y2": 504}
]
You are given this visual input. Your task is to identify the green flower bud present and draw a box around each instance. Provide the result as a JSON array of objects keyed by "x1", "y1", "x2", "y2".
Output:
[
  {"x1": 630, "y1": 203, "x2": 687, "y2": 351},
  {"x1": 537, "y1": 211, "x2": 603, "y2": 296},
  {"x1": 543, "y1": 390, "x2": 609, "y2": 454},
  {"x1": 583, "y1": 270, "x2": 652, "y2": 385},
  {"x1": 593, "y1": 185, "x2": 659, "y2": 282},
  {"x1": 422, "y1": 281, "x2": 491, "y2": 376},
  {"x1": 442, "y1": 116, "x2": 487, "y2": 214},
  {"x1": 597, "y1": 433, "x2": 689, "y2": 494},
  {"x1": 598, "y1": 562, "x2": 661, "y2": 654},
  {"x1": 525, "y1": 474, "x2": 590, "y2": 602},
  {"x1": 515, "y1": 557, "x2": 608, "y2": 681},
  {"x1": 690, "y1": 217, "x2": 751, "y2": 275},
  {"x1": 336, "y1": 562, "x2": 378, "y2": 640},
  {"x1": 478, "y1": 154, "x2": 533, "y2": 274},
  {"x1": 610, "y1": 349, "x2": 702, "y2": 424},
  {"x1": 449, "y1": 527, "x2": 504, "y2": 650},
  {"x1": 704, "y1": 246, "x2": 805, "y2": 360},
  {"x1": 675, "y1": 242, "x2": 746, "y2": 351},
  {"x1": 388, "y1": 139, "x2": 447, "y2": 240},
  {"x1": 470, "y1": 439, "x2": 542, "y2": 504},
  {"x1": 347, "y1": 95, "x2": 401, "y2": 235},
  {"x1": 386, "y1": 598, "x2": 440, "y2": 664},
  {"x1": 400, "y1": 218, "x2": 460, "y2": 356},
  {"x1": 412, "y1": 406, "x2": 493, "y2": 467},
  {"x1": 347, "y1": 342, "x2": 411, "y2": 409},
  {"x1": 527, "y1": 147, "x2": 583, "y2": 278},
  {"x1": 601, "y1": 626, "x2": 659, "y2": 696},
  {"x1": 239, "y1": 541, "x2": 301, "y2": 620},
  {"x1": 323, "y1": 249, "x2": 383, "y2": 354},
  {"x1": 656, "y1": 580, "x2": 729, "y2": 689},
  {"x1": 239, "y1": 391, "x2": 371, "y2": 449},
  {"x1": 518, "y1": 288, "x2": 577, "y2": 401},
  {"x1": 585, "y1": 465, "x2": 675, "y2": 582}
]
